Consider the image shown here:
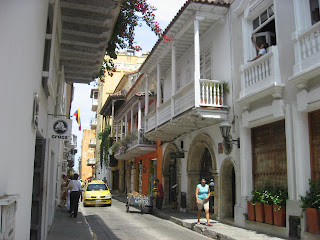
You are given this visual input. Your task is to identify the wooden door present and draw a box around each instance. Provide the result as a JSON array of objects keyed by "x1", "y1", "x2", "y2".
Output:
[
  {"x1": 252, "y1": 120, "x2": 287, "y2": 189},
  {"x1": 30, "y1": 139, "x2": 46, "y2": 240},
  {"x1": 309, "y1": 110, "x2": 320, "y2": 181}
]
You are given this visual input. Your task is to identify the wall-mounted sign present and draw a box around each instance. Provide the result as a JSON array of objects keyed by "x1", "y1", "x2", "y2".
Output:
[
  {"x1": 170, "y1": 152, "x2": 185, "y2": 159},
  {"x1": 48, "y1": 118, "x2": 72, "y2": 140},
  {"x1": 218, "y1": 142, "x2": 223, "y2": 154}
]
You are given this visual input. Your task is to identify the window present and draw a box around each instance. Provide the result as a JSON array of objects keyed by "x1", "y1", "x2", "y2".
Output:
[
  {"x1": 86, "y1": 184, "x2": 108, "y2": 191},
  {"x1": 252, "y1": 4, "x2": 276, "y2": 48},
  {"x1": 176, "y1": 74, "x2": 181, "y2": 91},
  {"x1": 252, "y1": 120, "x2": 287, "y2": 189},
  {"x1": 310, "y1": 0, "x2": 320, "y2": 25},
  {"x1": 200, "y1": 47, "x2": 212, "y2": 79}
]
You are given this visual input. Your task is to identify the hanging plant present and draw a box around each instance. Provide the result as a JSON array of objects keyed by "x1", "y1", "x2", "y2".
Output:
[
  {"x1": 96, "y1": 0, "x2": 172, "y2": 80},
  {"x1": 98, "y1": 125, "x2": 112, "y2": 168}
]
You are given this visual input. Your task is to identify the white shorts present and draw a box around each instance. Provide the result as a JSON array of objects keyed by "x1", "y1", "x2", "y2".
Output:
[{"x1": 197, "y1": 198, "x2": 209, "y2": 210}]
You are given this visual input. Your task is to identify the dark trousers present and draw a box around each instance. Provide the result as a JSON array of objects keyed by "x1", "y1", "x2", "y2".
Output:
[
  {"x1": 156, "y1": 197, "x2": 163, "y2": 210},
  {"x1": 70, "y1": 191, "x2": 80, "y2": 217}
]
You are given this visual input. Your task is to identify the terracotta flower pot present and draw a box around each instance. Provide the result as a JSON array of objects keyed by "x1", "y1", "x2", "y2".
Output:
[
  {"x1": 247, "y1": 201, "x2": 255, "y2": 221},
  {"x1": 264, "y1": 203, "x2": 273, "y2": 225},
  {"x1": 306, "y1": 208, "x2": 320, "y2": 234},
  {"x1": 255, "y1": 202, "x2": 265, "y2": 223},
  {"x1": 273, "y1": 204, "x2": 286, "y2": 227}
]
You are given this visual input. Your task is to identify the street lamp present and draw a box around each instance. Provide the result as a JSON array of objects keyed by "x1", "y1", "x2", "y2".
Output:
[{"x1": 219, "y1": 121, "x2": 240, "y2": 155}]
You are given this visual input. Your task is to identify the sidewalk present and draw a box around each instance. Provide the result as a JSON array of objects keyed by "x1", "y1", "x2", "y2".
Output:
[
  {"x1": 47, "y1": 206, "x2": 93, "y2": 240},
  {"x1": 112, "y1": 192, "x2": 284, "y2": 240}
]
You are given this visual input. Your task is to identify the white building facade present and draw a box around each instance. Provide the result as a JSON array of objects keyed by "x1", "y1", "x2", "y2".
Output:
[
  {"x1": 0, "y1": 0, "x2": 120, "y2": 239},
  {"x1": 141, "y1": 0, "x2": 320, "y2": 238}
]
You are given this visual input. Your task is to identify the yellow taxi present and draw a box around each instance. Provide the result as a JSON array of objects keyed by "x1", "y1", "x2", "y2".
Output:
[{"x1": 83, "y1": 180, "x2": 112, "y2": 207}]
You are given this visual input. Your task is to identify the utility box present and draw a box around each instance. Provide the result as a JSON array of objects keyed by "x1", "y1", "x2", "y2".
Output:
[
  {"x1": 0, "y1": 195, "x2": 19, "y2": 240},
  {"x1": 180, "y1": 192, "x2": 187, "y2": 209}
]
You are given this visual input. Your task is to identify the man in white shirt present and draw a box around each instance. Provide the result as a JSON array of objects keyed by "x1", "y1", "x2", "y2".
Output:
[
  {"x1": 68, "y1": 173, "x2": 83, "y2": 218},
  {"x1": 247, "y1": 37, "x2": 269, "y2": 62}
]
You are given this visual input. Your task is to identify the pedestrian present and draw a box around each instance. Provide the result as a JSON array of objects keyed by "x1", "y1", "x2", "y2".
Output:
[
  {"x1": 59, "y1": 174, "x2": 68, "y2": 207},
  {"x1": 209, "y1": 179, "x2": 215, "y2": 213},
  {"x1": 155, "y1": 179, "x2": 164, "y2": 210},
  {"x1": 103, "y1": 177, "x2": 108, "y2": 187},
  {"x1": 196, "y1": 178, "x2": 212, "y2": 226},
  {"x1": 247, "y1": 37, "x2": 269, "y2": 62},
  {"x1": 67, "y1": 173, "x2": 83, "y2": 218}
]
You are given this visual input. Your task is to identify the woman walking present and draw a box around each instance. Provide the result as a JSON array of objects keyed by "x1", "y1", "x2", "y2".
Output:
[
  {"x1": 196, "y1": 178, "x2": 212, "y2": 226},
  {"x1": 67, "y1": 173, "x2": 83, "y2": 218}
]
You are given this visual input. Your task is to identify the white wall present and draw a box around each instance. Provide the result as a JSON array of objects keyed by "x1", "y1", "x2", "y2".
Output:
[{"x1": 0, "y1": 1, "x2": 66, "y2": 239}]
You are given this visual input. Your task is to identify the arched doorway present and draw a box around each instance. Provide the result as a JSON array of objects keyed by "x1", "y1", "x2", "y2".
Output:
[
  {"x1": 200, "y1": 148, "x2": 213, "y2": 181},
  {"x1": 187, "y1": 134, "x2": 217, "y2": 217},
  {"x1": 162, "y1": 143, "x2": 181, "y2": 207},
  {"x1": 220, "y1": 159, "x2": 236, "y2": 219}
]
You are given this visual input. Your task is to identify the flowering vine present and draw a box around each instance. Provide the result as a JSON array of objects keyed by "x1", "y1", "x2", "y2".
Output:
[{"x1": 96, "y1": 0, "x2": 172, "y2": 81}]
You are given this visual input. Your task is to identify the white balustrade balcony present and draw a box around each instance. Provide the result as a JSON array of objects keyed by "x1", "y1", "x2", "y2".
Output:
[
  {"x1": 90, "y1": 118, "x2": 97, "y2": 129},
  {"x1": 87, "y1": 158, "x2": 96, "y2": 166},
  {"x1": 238, "y1": 46, "x2": 284, "y2": 110},
  {"x1": 290, "y1": 22, "x2": 320, "y2": 88},
  {"x1": 89, "y1": 138, "x2": 96, "y2": 148},
  {"x1": 114, "y1": 128, "x2": 156, "y2": 160},
  {"x1": 91, "y1": 99, "x2": 98, "y2": 111},
  {"x1": 145, "y1": 80, "x2": 228, "y2": 141}
]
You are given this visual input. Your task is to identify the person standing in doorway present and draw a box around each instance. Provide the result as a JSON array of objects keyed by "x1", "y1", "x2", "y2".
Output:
[
  {"x1": 67, "y1": 173, "x2": 83, "y2": 218},
  {"x1": 155, "y1": 179, "x2": 164, "y2": 210},
  {"x1": 247, "y1": 37, "x2": 269, "y2": 62},
  {"x1": 196, "y1": 178, "x2": 212, "y2": 226}
]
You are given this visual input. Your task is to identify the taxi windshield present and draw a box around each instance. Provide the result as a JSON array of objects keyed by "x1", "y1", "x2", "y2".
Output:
[{"x1": 86, "y1": 184, "x2": 108, "y2": 191}]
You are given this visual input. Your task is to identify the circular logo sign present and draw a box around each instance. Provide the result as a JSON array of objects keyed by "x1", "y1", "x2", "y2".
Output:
[{"x1": 53, "y1": 120, "x2": 68, "y2": 134}]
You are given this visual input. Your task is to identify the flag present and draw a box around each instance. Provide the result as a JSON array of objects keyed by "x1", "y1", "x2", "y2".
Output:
[{"x1": 73, "y1": 109, "x2": 81, "y2": 131}]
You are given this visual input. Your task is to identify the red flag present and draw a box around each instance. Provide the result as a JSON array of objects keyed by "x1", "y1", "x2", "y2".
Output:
[{"x1": 73, "y1": 109, "x2": 81, "y2": 131}]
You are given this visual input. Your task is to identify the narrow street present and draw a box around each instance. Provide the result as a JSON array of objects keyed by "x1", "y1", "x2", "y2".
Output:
[{"x1": 81, "y1": 199, "x2": 211, "y2": 240}]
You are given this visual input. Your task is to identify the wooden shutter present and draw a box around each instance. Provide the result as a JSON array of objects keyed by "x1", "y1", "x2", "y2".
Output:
[
  {"x1": 252, "y1": 120, "x2": 287, "y2": 189},
  {"x1": 309, "y1": 110, "x2": 320, "y2": 181}
]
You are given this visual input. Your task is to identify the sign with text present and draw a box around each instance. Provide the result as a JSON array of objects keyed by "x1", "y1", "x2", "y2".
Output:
[
  {"x1": 48, "y1": 118, "x2": 72, "y2": 140},
  {"x1": 170, "y1": 152, "x2": 185, "y2": 159}
]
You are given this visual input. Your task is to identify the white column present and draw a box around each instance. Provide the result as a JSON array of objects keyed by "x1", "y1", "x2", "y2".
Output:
[
  {"x1": 125, "y1": 114, "x2": 128, "y2": 136},
  {"x1": 145, "y1": 74, "x2": 149, "y2": 116},
  {"x1": 130, "y1": 108, "x2": 133, "y2": 132},
  {"x1": 171, "y1": 42, "x2": 176, "y2": 118},
  {"x1": 157, "y1": 63, "x2": 161, "y2": 107},
  {"x1": 138, "y1": 100, "x2": 142, "y2": 131},
  {"x1": 115, "y1": 121, "x2": 118, "y2": 142},
  {"x1": 285, "y1": 104, "x2": 297, "y2": 200},
  {"x1": 239, "y1": 120, "x2": 252, "y2": 200},
  {"x1": 120, "y1": 119, "x2": 123, "y2": 140},
  {"x1": 194, "y1": 16, "x2": 202, "y2": 108},
  {"x1": 292, "y1": 104, "x2": 311, "y2": 198}
]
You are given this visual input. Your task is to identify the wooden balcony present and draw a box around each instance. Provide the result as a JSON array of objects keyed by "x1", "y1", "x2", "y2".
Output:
[
  {"x1": 89, "y1": 138, "x2": 96, "y2": 148},
  {"x1": 87, "y1": 158, "x2": 96, "y2": 166},
  {"x1": 145, "y1": 80, "x2": 228, "y2": 141},
  {"x1": 237, "y1": 46, "x2": 284, "y2": 110},
  {"x1": 90, "y1": 118, "x2": 97, "y2": 129},
  {"x1": 114, "y1": 129, "x2": 156, "y2": 160},
  {"x1": 289, "y1": 22, "x2": 320, "y2": 88}
]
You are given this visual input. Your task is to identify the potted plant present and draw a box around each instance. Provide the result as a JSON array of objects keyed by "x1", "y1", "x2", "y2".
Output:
[
  {"x1": 261, "y1": 189, "x2": 274, "y2": 225},
  {"x1": 247, "y1": 200, "x2": 255, "y2": 221},
  {"x1": 271, "y1": 187, "x2": 288, "y2": 227},
  {"x1": 300, "y1": 179, "x2": 320, "y2": 234},
  {"x1": 252, "y1": 190, "x2": 264, "y2": 223}
]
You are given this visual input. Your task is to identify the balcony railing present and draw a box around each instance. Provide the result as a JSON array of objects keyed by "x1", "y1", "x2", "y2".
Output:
[
  {"x1": 240, "y1": 46, "x2": 281, "y2": 99},
  {"x1": 113, "y1": 128, "x2": 156, "y2": 160},
  {"x1": 89, "y1": 138, "x2": 96, "y2": 148},
  {"x1": 145, "y1": 79, "x2": 226, "y2": 133},
  {"x1": 290, "y1": 22, "x2": 320, "y2": 86},
  {"x1": 92, "y1": 99, "x2": 98, "y2": 111},
  {"x1": 90, "y1": 118, "x2": 97, "y2": 129},
  {"x1": 87, "y1": 158, "x2": 96, "y2": 166}
]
